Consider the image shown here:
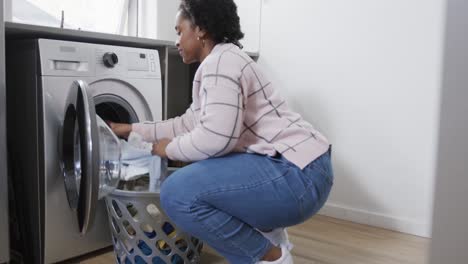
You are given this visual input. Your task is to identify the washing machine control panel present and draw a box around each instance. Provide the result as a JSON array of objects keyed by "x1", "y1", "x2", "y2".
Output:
[
  {"x1": 95, "y1": 48, "x2": 161, "y2": 78},
  {"x1": 38, "y1": 39, "x2": 161, "y2": 79}
]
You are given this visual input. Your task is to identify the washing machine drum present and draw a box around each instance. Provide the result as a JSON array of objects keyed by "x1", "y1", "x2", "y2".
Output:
[{"x1": 61, "y1": 80, "x2": 122, "y2": 234}]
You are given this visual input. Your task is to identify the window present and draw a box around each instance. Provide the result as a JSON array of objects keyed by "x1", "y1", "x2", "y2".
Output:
[{"x1": 10, "y1": 0, "x2": 132, "y2": 35}]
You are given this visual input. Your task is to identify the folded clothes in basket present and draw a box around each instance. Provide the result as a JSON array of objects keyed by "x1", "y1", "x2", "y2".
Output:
[{"x1": 120, "y1": 132, "x2": 167, "y2": 191}]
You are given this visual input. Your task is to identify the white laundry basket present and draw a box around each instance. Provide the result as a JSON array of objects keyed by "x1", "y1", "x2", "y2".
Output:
[{"x1": 105, "y1": 189, "x2": 203, "y2": 264}]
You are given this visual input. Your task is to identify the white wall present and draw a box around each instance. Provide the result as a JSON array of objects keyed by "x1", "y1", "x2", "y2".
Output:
[
  {"x1": 139, "y1": 0, "x2": 178, "y2": 41},
  {"x1": 430, "y1": 0, "x2": 468, "y2": 262},
  {"x1": 235, "y1": 0, "x2": 261, "y2": 53},
  {"x1": 258, "y1": 0, "x2": 446, "y2": 237}
]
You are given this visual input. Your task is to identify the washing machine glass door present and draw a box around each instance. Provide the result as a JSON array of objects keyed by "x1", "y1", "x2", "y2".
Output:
[
  {"x1": 95, "y1": 114, "x2": 121, "y2": 199},
  {"x1": 61, "y1": 80, "x2": 121, "y2": 235}
]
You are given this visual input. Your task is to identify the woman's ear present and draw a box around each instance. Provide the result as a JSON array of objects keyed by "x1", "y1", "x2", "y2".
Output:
[{"x1": 195, "y1": 26, "x2": 207, "y2": 40}]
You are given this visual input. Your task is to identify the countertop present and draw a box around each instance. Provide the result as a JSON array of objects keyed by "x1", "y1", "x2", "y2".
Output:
[{"x1": 5, "y1": 22, "x2": 260, "y2": 57}]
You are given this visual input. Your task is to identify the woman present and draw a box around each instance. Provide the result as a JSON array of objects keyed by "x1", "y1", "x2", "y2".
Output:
[{"x1": 110, "y1": 0, "x2": 333, "y2": 263}]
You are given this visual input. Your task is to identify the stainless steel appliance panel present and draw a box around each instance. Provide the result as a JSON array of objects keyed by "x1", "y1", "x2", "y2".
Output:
[
  {"x1": 7, "y1": 38, "x2": 163, "y2": 263},
  {"x1": 41, "y1": 77, "x2": 154, "y2": 262},
  {"x1": 41, "y1": 77, "x2": 109, "y2": 263},
  {"x1": 0, "y1": 0, "x2": 9, "y2": 261}
]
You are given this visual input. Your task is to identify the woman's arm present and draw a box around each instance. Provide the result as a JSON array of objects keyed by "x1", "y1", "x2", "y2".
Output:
[
  {"x1": 163, "y1": 50, "x2": 248, "y2": 161},
  {"x1": 165, "y1": 84, "x2": 244, "y2": 161},
  {"x1": 109, "y1": 103, "x2": 197, "y2": 142}
]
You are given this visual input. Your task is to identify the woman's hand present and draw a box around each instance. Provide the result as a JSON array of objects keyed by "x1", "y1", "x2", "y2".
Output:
[
  {"x1": 152, "y1": 138, "x2": 171, "y2": 158},
  {"x1": 108, "y1": 121, "x2": 132, "y2": 139}
]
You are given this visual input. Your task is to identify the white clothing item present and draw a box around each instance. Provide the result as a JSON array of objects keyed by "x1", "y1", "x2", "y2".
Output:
[
  {"x1": 120, "y1": 132, "x2": 166, "y2": 187},
  {"x1": 149, "y1": 156, "x2": 168, "y2": 192},
  {"x1": 127, "y1": 131, "x2": 153, "y2": 152},
  {"x1": 256, "y1": 245, "x2": 293, "y2": 264},
  {"x1": 259, "y1": 228, "x2": 293, "y2": 251},
  {"x1": 120, "y1": 164, "x2": 149, "y2": 181}
]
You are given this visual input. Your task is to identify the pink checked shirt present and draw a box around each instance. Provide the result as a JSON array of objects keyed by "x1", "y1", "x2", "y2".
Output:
[{"x1": 133, "y1": 43, "x2": 330, "y2": 169}]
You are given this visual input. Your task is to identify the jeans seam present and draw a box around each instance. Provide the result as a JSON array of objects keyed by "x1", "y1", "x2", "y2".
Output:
[
  {"x1": 188, "y1": 200, "x2": 264, "y2": 263},
  {"x1": 191, "y1": 208, "x2": 253, "y2": 262},
  {"x1": 297, "y1": 179, "x2": 322, "y2": 218},
  {"x1": 187, "y1": 170, "x2": 291, "y2": 263},
  {"x1": 309, "y1": 158, "x2": 333, "y2": 185}
]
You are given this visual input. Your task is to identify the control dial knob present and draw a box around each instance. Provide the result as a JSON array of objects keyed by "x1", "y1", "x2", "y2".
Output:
[{"x1": 103, "y1": 52, "x2": 118, "y2": 68}]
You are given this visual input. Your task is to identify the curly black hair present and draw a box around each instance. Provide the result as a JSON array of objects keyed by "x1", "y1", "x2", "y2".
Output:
[{"x1": 179, "y1": 0, "x2": 244, "y2": 48}]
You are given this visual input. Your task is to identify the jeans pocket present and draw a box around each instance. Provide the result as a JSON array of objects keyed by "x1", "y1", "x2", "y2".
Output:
[
  {"x1": 309, "y1": 152, "x2": 334, "y2": 185},
  {"x1": 299, "y1": 174, "x2": 333, "y2": 220}
]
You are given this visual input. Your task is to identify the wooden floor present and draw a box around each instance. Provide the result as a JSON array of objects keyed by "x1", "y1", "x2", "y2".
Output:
[{"x1": 74, "y1": 215, "x2": 430, "y2": 264}]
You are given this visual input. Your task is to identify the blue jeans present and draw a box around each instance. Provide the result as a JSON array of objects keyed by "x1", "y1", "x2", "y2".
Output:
[{"x1": 160, "y1": 148, "x2": 333, "y2": 264}]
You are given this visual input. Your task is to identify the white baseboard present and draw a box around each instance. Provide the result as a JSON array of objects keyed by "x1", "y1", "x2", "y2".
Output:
[{"x1": 317, "y1": 202, "x2": 432, "y2": 238}]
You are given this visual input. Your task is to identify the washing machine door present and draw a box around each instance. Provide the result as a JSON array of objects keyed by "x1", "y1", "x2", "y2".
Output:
[{"x1": 61, "y1": 80, "x2": 121, "y2": 235}]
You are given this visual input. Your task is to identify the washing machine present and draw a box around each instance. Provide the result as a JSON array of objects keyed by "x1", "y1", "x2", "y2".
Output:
[{"x1": 6, "y1": 39, "x2": 162, "y2": 263}]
